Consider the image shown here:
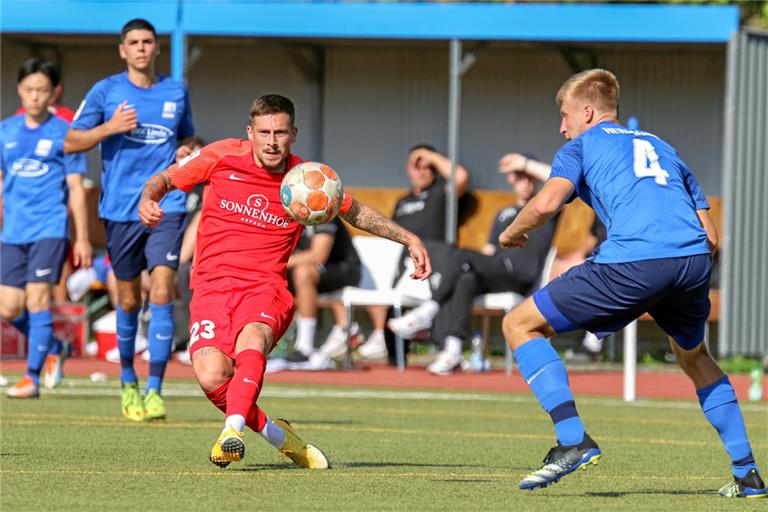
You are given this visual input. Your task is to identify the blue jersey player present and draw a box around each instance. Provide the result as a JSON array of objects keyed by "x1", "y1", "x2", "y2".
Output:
[
  {"x1": 65, "y1": 19, "x2": 196, "y2": 422},
  {"x1": 498, "y1": 69, "x2": 765, "y2": 499},
  {"x1": 1, "y1": 59, "x2": 91, "y2": 399}
]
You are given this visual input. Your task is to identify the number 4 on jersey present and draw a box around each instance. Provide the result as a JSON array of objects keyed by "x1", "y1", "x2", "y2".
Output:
[{"x1": 632, "y1": 138, "x2": 669, "y2": 185}]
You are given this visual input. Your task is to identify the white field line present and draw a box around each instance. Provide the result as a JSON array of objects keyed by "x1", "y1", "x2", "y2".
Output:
[{"x1": 1, "y1": 378, "x2": 766, "y2": 413}]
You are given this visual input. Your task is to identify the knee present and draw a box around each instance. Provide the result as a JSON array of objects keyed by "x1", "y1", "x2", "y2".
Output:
[
  {"x1": 25, "y1": 290, "x2": 51, "y2": 312},
  {"x1": 292, "y1": 263, "x2": 318, "y2": 289},
  {"x1": 118, "y1": 295, "x2": 141, "y2": 312},
  {"x1": 195, "y1": 365, "x2": 233, "y2": 392},
  {"x1": 148, "y1": 285, "x2": 173, "y2": 305},
  {"x1": 502, "y1": 310, "x2": 527, "y2": 348},
  {"x1": 675, "y1": 343, "x2": 707, "y2": 373}
]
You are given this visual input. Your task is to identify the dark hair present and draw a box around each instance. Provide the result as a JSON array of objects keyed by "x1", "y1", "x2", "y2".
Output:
[
  {"x1": 408, "y1": 143, "x2": 437, "y2": 154},
  {"x1": 17, "y1": 58, "x2": 60, "y2": 87},
  {"x1": 249, "y1": 94, "x2": 295, "y2": 126},
  {"x1": 120, "y1": 18, "x2": 157, "y2": 42}
]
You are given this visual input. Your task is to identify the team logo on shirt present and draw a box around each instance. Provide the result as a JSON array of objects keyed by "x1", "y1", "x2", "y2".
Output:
[
  {"x1": 162, "y1": 101, "x2": 177, "y2": 119},
  {"x1": 10, "y1": 158, "x2": 49, "y2": 178},
  {"x1": 218, "y1": 192, "x2": 291, "y2": 228},
  {"x1": 124, "y1": 124, "x2": 174, "y2": 144},
  {"x1": 34, "y1": 139, "x2": 53, "y2": 157}
]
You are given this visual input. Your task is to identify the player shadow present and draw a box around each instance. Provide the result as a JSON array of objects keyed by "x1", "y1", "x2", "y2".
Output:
[
  {"x1": 237, "y1": 461, "x2": 486, "y2": 472},
  {"x1": 583, "y1": 489, "x2": 712, "y2": 498},
  {"x1": 433, "y1": 479, "x2": 495, "y2": 484},
  {"x1": 338, "y1": 461, "x2": 484, "y2": 469}
]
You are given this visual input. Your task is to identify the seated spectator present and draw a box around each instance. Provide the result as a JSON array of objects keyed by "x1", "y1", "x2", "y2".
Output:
[
  {"x1": 388, "y1": 164, "x2": 556, "y2": 374},
  {"x1": 281, "y1": 217, "x2": 362, "y2": 368},
  {"x1": 363, "y1": 143, "x2": 470, "y2": 361}
]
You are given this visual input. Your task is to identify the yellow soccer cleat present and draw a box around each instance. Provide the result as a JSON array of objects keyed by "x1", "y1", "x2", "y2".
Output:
[
  {"x1": 143, "y1": 389, "x2": 166, "y2": 421},
  {"x1": 273, "y1": 418, "x2": 330, "y2": 469},
  {"x1": 6, "y1": 375, "x2": 40, "y2": 399},
  {"x1": 209, "y1": 427, "x2": 245, "y2": 468},
  {"x1": 120, "y1": 383, "x2": 145, "y2": 422}
]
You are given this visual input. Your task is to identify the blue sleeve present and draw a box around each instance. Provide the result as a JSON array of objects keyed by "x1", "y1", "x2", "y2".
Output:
[
  {"x1": 550, "y1": 138, "x2": 584, "y2": 189},
  {"x1": 71, "y1": 82, "x2": 106, "y2": 130},
  {"x1": 680, "y1": 160, "x2": 709, "y2": 210},
  {"x1": 64, "y1": 151, "x2": 87, "y2": 175},
  {"x1": 178, "y1": 88, "x2": 195, "y2": 139}
]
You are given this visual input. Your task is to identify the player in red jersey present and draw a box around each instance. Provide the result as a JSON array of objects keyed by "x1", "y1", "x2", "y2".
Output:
[{"x1": 138, "y1": 94, "x2": 431, "y2": 469}]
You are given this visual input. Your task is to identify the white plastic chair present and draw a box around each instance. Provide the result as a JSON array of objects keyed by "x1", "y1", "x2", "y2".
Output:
[
  {"x1": 471, "y1": 246, "x2": 558, "y2": 375},
  {"x1": 317, "y1": 235, "x2": 428, "y2": 371}
]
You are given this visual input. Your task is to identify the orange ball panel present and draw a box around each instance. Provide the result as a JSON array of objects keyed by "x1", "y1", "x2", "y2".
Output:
[
  {"x1": 290, "y1": 201, "x2": 311, "y2": 220},
  {"x1": 307, "y1": 191, "x2": 329, "y2": 211},
  {"x1": 320, "y1": 165, "x2": 338, "y2": 181},
  {"x1": 303, "y1": 170, "x2": 326, "y2": 190}
]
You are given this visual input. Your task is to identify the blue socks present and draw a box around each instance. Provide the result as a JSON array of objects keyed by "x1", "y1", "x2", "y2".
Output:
[
  {"x1": 116, "y1": 306, "x2": 139, "y2": 385},
  {"x1": 515, "y1": 337, "x2": 586, "y2": 446},
  {"x1": 26, "y1": 310, "x2": 53, "y2": 385},
  {"x1": 697, "y1": 375, "x2": 758, "y2": 478},
  {"x1": 146, "y1": 303, "x2": 174, "y2": 394},
  {"x1": 10, "y1": 311, "x2": 29, "y2": 336}
]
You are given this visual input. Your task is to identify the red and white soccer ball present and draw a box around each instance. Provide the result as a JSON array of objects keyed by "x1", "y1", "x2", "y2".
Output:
[{"x1": 280, "y1": 161, "x2": 343, "y2": 226}]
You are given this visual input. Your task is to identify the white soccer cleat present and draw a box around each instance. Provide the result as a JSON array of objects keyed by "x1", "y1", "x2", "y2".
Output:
[{"x1": 427, "y1": 349, "x2": 463, "y2": 376}]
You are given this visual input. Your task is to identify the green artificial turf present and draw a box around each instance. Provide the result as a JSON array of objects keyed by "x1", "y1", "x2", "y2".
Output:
[{"x1": 1, "y1": 377, "x2": 766, "y2": 511}]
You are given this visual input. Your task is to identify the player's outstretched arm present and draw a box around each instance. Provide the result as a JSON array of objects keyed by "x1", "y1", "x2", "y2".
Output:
[
  {"x1": 499, "y1": 177, "x2": 574, "y2": 249},
  {"x1": 340, "y1": 199, "x2": 432, "y2": 280},
  {"x1": 139, "y1": 171, "x2": 175, "y2": 228}
]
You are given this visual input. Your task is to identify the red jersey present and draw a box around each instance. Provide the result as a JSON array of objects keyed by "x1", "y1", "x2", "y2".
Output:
[{"x1": 166, "y1": 138, "x2": 352, "y2": 289}]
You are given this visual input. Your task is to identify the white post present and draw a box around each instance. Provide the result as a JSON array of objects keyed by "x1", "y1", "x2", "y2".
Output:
[{"x1": 623, "y1": 320, "x2": 638, "y2": 402}]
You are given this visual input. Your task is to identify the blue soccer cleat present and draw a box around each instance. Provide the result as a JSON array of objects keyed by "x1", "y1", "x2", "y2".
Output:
[
  {"x1": 519, "y1": 434, "x2": 601, "y2": 490},
  {"x1": 719, "y1": 469, "x2": 767, "y2": 499}
]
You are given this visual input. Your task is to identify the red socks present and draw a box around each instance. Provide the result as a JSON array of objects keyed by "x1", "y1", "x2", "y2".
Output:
[
  {"x1": 202, "y1": 350, "x2": 268, "y2": 432},
  {"x1": 226, "y1": 349, "x2": 266, "y2": 420}
]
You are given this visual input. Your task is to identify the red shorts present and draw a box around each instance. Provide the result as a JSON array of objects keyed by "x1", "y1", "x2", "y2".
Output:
[{"x1": 189, "y1": 276, "x2": 295, "y2": 359}]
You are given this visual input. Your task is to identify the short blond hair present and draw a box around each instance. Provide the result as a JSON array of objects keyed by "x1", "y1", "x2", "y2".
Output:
[{"x1": 556, "y1": 69, "x2": 619, "y2": 116}]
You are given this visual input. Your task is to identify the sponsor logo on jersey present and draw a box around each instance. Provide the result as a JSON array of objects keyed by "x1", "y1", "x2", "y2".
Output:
[
  {"x1": 34, "y1": 139, "x2": 53, "y2": 157},
  {"x1": 123, "y1": 123, "x2": 174, "y2": 144},
  {"x1": 10, "y1": 158, "x2": 49, "y2": 178},
  {"x1": 162, "y1": 101, "x2": 177, "y2": 119},
  {"x1": 395, "y1": 200, "x2": 425, "y2": 217},
  {"x1": 218, "y1": 192, "x2": 291, "y2": 228},
  {"x1": 179, "y1": 149, "x2": 201, "y2": 167},
  {"x1": 497, "y1": 207, "x2": 519, "y2": 223}
]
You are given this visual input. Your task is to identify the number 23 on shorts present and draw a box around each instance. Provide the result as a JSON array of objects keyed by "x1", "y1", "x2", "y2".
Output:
[{"x1": 189, "y1": 320, "x2": 216, "y2": 348}]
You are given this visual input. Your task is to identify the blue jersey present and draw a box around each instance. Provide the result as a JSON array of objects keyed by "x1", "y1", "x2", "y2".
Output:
[
  {"x1": 1, "y1": 114, "x2": 87, "y2": 244},
  {"x1": 72, "y1": 71, "x2": 194, "y2": 221},
  {"x1": 550, "y1": 121, "x2": 710, "y2": 263}
]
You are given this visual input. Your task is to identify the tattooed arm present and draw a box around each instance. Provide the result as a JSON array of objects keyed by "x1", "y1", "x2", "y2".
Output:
[
  {"x1": 340, "y1": 199, "x2": 432, "y2": 280},
  {"x1": 138, "y1": 171, "x2": 176, "y2": 228}
]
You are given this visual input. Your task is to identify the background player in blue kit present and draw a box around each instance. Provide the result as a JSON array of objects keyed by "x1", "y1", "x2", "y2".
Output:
[
  {"x1": 65, "y1": 18, "x2": 196, "y2": 421},
  {"x1": 1, "y1": 58, "x2": 91, "y2": 399},
  {"x1": 498, "y1": 69, "x2": 765, "y2": 498}
]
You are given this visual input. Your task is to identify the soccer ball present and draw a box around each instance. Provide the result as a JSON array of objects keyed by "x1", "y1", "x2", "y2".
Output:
[{"x1": 280, "y1": 161, "x2": 344, "y2": 226}]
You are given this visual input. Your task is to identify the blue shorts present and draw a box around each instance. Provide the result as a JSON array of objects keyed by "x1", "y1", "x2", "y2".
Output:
[
  {"x1": 533, "y1": 254, "x2": 712, "y2": 350},
  {"x1": 1, "y1": 238, "x2": 69, "y2": 289},
  {"x1": 105, "y1": 212, "x2": 185, "y2": 281}
]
